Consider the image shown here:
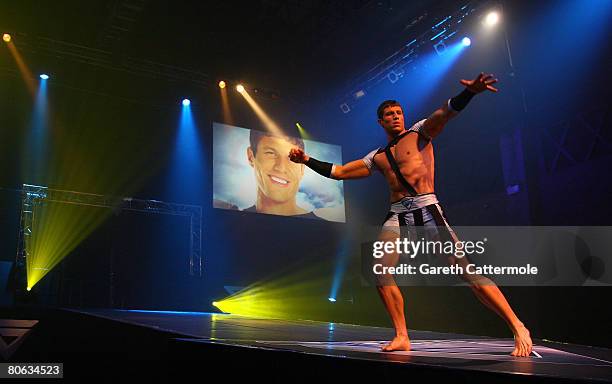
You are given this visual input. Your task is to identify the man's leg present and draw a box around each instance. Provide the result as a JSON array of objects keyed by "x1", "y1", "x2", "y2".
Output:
[
  {"x1": 456, "y1": 258, "x2": 533, "y2": 357},
  {"x1": 375, "y1": 230, "x2": 411, "y2": 351},
  {"x1": 428, "y1": 203, "x2": 533, "y2": 357}
]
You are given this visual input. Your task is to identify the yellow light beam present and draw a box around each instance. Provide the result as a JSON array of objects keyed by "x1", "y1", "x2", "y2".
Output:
[
  {"x1": 239, "y1": 88, "x2": 284, "y2": 136},
  {"x1": 212, "y1": 259, "x2": 339, "y2": 320},
  {"x1": 26, "y1": 199, "x2": 112, "y2": 289},
  {"x1": 5, "y1": 39, "x2": 36, "y2": 97},
  {"x1": 295, "y1": 122, "x2": 311, "y2": 140},
  {"x1": 220, "y1": 85, "x2": 234, "y2": 125},
  {"x1": 24, "y1": 101, "x2": 172, "y2": 290},
  {"x1": 17, "y1": 48, "x2": 191, "y2": 291}
]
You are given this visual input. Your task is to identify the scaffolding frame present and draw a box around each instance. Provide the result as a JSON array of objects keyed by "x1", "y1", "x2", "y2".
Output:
[{"x1": 15, "y1": 184, "x2": 203, "y2": 288}]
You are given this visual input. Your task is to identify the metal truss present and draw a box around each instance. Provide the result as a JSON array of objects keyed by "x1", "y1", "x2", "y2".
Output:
[
  {"x1": 16, "y1": 184, "x2": 203, "y2": 279},
  {"x1": 337, "y1": 0, "x2": 488, "y2": 113},
  {"x1": 15, "y1": 184, "x2": 49, "y2": 273},
  {"x1": 540, "y1": 106, "x2": 611, "y2": 173},
  {"x1": 9, "y1": 32, "x2": 211, "y2": 87}
]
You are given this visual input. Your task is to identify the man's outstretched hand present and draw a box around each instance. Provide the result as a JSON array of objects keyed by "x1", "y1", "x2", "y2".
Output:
[
  {"x1": 460, "y1": 73, "x2": 499, "y2": 93},
  {"x1": 289, "y1": 147, "x2": 309, "y2": 164}
]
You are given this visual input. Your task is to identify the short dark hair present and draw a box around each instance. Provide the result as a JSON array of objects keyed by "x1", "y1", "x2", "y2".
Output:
[
  {"x1": 249, "y1": 129, "x2": 305, "y2": 155},
  {"x1": 377, "y1": 100, "x2": 403, "y2": 119}
]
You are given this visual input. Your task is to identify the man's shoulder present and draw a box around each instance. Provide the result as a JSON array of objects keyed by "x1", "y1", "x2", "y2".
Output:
[
  {"x1": 363, "y1": 147, "x2": 383, "y2": 171},
  {"x1": 408, "y1": 119, "x2": 431, "y2": 140},
  {"x1": 408, "y1": 118, "x2": 427, "y2": 130}
]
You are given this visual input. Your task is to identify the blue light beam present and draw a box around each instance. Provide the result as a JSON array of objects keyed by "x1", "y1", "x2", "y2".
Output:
[
  {"x1": 165, "y1": 100, "x2": 205, "y2": 203},
  {"x1": 24, "y1": 77, "x2": 50, "y2": 183},
  {"x1": 328, "y1": 235, "x2": 352, "y2": 303}
]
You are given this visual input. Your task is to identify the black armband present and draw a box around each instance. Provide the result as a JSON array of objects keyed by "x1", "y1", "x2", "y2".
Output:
[
  {"x1": 305, "y1": 157, "x2": 333, "y2": 178},
  {"x1": 449, "y1": 88, "x2": 476, "y2": 112}
]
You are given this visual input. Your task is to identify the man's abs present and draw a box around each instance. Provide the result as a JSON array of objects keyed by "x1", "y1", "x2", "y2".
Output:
[{"x1": 375, "y1": 134, "x2": 435, "y2": 201}]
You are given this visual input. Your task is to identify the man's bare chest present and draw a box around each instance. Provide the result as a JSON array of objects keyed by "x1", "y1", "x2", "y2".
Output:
[{"x1": 373, "y1": 133, "x2": 430, "y2": 171}]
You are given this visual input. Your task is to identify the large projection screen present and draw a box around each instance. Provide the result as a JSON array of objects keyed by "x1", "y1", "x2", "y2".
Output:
[{"x1": 213, "y1": 122, "x2": 345, "y2": 222}]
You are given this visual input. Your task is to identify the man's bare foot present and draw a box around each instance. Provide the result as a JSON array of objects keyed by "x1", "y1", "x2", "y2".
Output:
[
  {"x1": 381, "y1": 335, "x2": 411, "y2": 352},
  {"x1": 511, "y1": 324, "x2": 533, "y2": 357}
]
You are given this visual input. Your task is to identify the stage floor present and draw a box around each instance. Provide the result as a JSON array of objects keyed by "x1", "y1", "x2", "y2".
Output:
[{"x1": 70, "y1": 309, "x2": 612, "y2": 383}]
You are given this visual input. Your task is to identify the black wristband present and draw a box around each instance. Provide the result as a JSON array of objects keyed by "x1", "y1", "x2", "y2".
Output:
[
  {"x1": 449, "y1": 88, "x2": 476, "y2": 112},
  {"x1": 305, "y1": 157, "x2": 333, "y2": 178}
]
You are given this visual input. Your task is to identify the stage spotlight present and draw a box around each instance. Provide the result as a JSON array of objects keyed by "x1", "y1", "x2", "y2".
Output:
[
  {"x1": 462, "y1": 37, "x2": 472, "y2": 47},
  {"x1": 39, "y1": 74, "x2": 49, "y2": 80},
  {"x1": 182, "y1": 98, "x2": 190, "y2": 106},
  {"x1": 328, "y1": 297, "x2": 336, "y2": 302},
  {"x1": 218, "y1": 80, "x2": 226, "y2": 89},
  {"x1": 26, "y1": 286, "x2": 31, "y2": 291},
  {"x1": 2, "y1": 33, "x2": 11, "y2": 43},
  {"x1": 387, "y1": 70, "x2": 400, "y2": 84},
  {"x1": 295, "y1": 121, "x2": 311, "y2": 139},
  {"x1": 236, "y1": 84, "x2": 245, "y2": 93},
  {"x1": 434, "y1": 41, "x2": 447, "y2": 56},
  {"x1": 485, "y1": 11, "x2": 499, "y2": 27}
]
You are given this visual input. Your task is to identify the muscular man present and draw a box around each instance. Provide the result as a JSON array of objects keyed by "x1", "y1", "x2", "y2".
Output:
[{"x1": 289, "y1": 73, "x2": 533, "y2": 357}]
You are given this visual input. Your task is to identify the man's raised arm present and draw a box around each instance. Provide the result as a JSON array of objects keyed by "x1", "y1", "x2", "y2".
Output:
[
  {"x1": 422, "y1": 72, "x2": 499, "y2": 139},
  {"x1": 289, "y1": 148, "x2": 371, "y2": 180}
]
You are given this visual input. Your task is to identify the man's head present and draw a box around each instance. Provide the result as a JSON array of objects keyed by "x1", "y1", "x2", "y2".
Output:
[
  {"x1": 377, "y1": 99, "x2": 405, "y2": 136},
  {"x1": 247, "y1": 130, "x2": 305, "y2": 205}
]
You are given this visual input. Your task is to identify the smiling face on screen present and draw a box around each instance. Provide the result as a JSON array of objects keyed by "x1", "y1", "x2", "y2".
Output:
[{"x1": 247, "y1": 135, "x2": 305, "y2": 213}]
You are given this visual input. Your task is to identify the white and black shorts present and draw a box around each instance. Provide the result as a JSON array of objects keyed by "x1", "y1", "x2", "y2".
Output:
[{"x1": 381, "y1": 193, "x2": 459, "y2": 243}]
